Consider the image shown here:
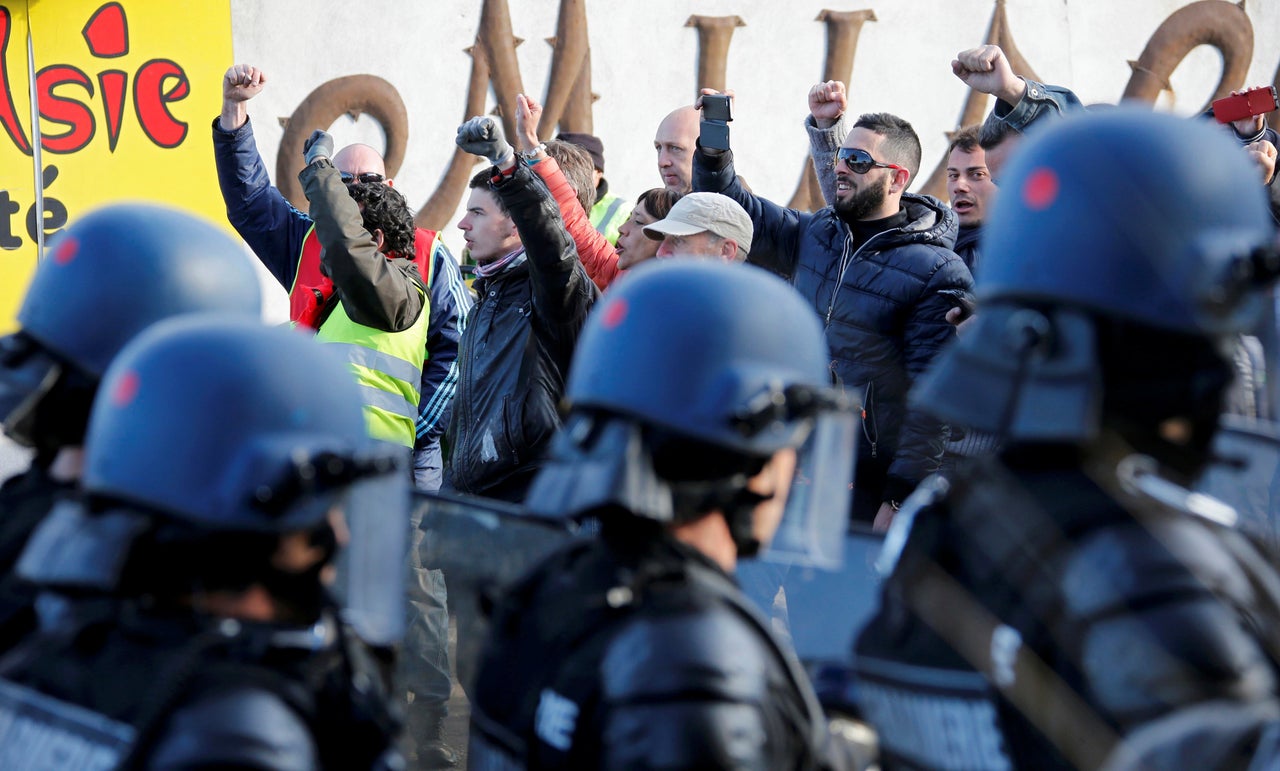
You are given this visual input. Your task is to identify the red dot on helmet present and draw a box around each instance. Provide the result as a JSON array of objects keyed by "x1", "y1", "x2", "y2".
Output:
[
  {"x1": 53, "y1": 237, "x2": 78, "y2": 265},
  {"x1": 602, "y1": 298, "x2": 628, "y2": 329},
  {"x1": 111, "y1": 371, "x2": 140, "y2": 407},
  {"x1": 1023, "y1": 168, "x2": 1059, "y2": 211}
]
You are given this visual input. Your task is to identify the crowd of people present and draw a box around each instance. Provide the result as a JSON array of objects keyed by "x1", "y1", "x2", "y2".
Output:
[{"x1": 0, "y1": 38, "x2": 1277, "y2": 770}]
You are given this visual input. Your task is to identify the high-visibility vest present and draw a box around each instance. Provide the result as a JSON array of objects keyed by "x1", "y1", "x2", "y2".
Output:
[
  {"x1": 589, "y1": 192, "x2": 627, "y2": 246},
  {"x1": 289, "y1": 226, "x2": 439, "y2": 330},
  {"x1": 315, "y1": 289, "x2": 428, "y2": 447}
]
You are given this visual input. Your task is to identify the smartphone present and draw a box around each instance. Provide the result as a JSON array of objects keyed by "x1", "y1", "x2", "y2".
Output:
[
  {"x1": 937, "y1": 288, "x2": 976, "y2": 320},
  {"x1": 1212, "y1": 86, "x2": 1279, "y2": 124},
  {"x1": 700, "y1": 94, "x2": 733, "y2": 151},
  {"x1": 702, "y1": 94, "x2": 733, "y2": 123}
]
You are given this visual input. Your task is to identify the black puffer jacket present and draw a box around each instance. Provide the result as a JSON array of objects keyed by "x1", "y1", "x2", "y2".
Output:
[
  {"x1": 445, "y1": 163, "x2": 598, "y2": 502},
  {"x1": 695, "y1": 149, "x2": 973, "y2": 518}
]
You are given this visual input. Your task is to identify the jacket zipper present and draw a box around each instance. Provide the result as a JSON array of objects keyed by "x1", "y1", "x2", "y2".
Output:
[{"x1": 825, "y1": 225, "x2": 892, "y2": 327}]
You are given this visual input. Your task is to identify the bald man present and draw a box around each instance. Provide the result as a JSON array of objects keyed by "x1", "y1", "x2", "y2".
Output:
[
  {"x1": 654, "y1": 105, "x2": 700, "y2": 194},
  {"x1": 213, "y1": 63, "x2": 467, "y2": 768}
]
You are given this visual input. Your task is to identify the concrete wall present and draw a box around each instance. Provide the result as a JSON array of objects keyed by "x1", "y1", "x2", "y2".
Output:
[{"x1": 228, "y1": 0, "x2": 1280, "y2": 276}]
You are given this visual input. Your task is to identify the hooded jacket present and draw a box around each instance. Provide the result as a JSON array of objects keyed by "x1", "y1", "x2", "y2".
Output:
[{"x1": 695, "y1": 148, "x2": 973, "y2": 517}]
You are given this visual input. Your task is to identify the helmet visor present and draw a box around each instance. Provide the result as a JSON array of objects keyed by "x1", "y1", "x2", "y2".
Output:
[
  {"x1": 330, "y1": 460, "x2": 411, "y2": 648},
  {"x1": 760, "y1": 408, "x2": 857, "y2": 570}
]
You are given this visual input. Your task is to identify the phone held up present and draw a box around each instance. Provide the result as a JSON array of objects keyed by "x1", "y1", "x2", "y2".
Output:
[
  {"x1": 1211, "y1": 86, "x2": 1279, "y2": 125},
  {"x1": 700, "y1": 94, "x2": 733, "y2": 152}
]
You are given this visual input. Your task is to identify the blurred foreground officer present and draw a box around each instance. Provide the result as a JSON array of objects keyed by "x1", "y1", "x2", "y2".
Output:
[
  {"x1": 856, "y1": 109, "x2": 1280, "y2": 770},
  {"x1": 468, "y1": 260, "x2": 859, "y2": 769},
  {"x1": 0, "y1": 204, "x2": 261, "y2": 650},
  {"x1": 0, "y1": 319, "x2": 406, "y2": 769}
]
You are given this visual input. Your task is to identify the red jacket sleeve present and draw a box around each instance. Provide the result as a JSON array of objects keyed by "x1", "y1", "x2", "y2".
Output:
[{"x1": 533, "y1": 157, "x2": 623, "y2": 291}]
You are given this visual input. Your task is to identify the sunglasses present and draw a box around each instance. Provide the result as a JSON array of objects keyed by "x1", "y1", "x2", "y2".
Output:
[
  {"x1": 339, "y1": 171, "x2": 386, "y2": 185},
  {"x1": 835, "y1": 147, "x2": 906, "y2": 175}
]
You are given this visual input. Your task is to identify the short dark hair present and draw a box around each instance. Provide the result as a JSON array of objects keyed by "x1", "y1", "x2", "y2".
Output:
[
  {"x1": 347, "y1": 182, "x2": 416, "y2": 257},
  {"x1": 948, "y1": 125, "x2": 982, "y2": 156},
  {"x1": 469, "y1": 168, "x2": 509, "y2": 216},
  {"x1": 636, "y1": 188, "x2": 681, "y2": 220},
  {"x1": 544, "y1": 139, "x2": 595, "y2": 214},
  {"x1": 852, "y1": 112, "x2": 922, "y2": 179},
  {"x1": 979, "y1": 112, "x2": 1018, "y2": 151}
]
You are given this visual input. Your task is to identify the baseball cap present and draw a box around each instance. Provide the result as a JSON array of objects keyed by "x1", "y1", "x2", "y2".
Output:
[{"x1": 642, "y1": 192, "x2": 753, "y2": 255}]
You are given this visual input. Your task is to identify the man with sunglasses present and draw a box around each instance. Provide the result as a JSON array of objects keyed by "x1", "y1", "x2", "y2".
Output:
[
  {"x1": 215, "y1": 65, "x2": 465, "y2": 768},
  {"x1": 694, "y1": 91, "x2": 972, "y2": 532}
]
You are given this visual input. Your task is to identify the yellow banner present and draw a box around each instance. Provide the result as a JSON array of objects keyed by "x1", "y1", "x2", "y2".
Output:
[{"x1": 0, "y1": 0, "x2": 232, "y2": 333}]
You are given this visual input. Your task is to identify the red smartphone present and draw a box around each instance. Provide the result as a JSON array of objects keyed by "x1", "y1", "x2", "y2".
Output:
[{"x1": 1212, "y1": 86, "x2": 1279, "y2": 124}]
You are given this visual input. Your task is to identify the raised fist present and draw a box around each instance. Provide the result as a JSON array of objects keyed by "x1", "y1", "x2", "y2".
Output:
[
  {"x1": 303, "y1": 129, "x2": 333, "y2": 166},
  {"x1": 457, "y1": 116, "x2": 514, "y2": 166}
]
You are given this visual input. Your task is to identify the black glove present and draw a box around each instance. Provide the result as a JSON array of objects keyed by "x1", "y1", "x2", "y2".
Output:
[
  {"x1": 303, "y1": 129, "x2": 333, "y2": 165},
  {"x1": 456, "y1": 116, "x2": 514, "y2": 166}
]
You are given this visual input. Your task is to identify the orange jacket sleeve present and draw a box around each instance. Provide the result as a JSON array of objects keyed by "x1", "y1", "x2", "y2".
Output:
[{"x1": 533, "y1": 157, "x2": 623, "y2": 291}]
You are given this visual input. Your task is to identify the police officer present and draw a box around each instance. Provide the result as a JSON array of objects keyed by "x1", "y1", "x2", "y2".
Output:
[
  {"x1": 0, "y1": 318, "x2": 405, "y2": 769},
  {"x1": 466, "y1": 259, "x2": 858, "y2": 769},
  {"x1": 0, "y1": 203, "x2": 262, "y2": 650},
  {"x1": 855, "y1": 109, "x2": 1280, "y2": 770}
]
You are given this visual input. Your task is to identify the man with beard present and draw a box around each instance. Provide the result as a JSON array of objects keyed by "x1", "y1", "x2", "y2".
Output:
[{"x1": 694, "y1": 94, "x2": 972, "y2": 529}]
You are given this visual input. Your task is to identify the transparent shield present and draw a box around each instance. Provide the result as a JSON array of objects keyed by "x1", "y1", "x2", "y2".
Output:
[
  {"x1": 331, "y1": 470, "x2": 411, "y2": 647},
  {"x1": 764, "y1": 410, "x2": 858, "y2": 571},
  {"x1": 739, "y1": 524, "x2": 884, "y2": 715},
  {"x1": 415, "y1": 492, "x2": 575, "y2": 693}
]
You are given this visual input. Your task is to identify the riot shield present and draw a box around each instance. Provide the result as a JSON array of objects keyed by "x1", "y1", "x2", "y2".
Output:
[
  {"x1": 738, "y1": 523, "x2": 885, "y2": 716},
  {"x1": 414, "y1": 491, "x2": 576, "y2": 693},
  {"x1": 1195, "y1": 298, "x2": 1280, "y2": 557}
]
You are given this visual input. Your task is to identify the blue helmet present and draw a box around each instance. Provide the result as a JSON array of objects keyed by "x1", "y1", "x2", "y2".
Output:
[
  {"x1": 82, "y1": 317, "x2": 391, "y2": 531},
  {"x1": 915, "y1": 108, "x2": 1277, "y2": 447},
  {"x1": 527, "y1": 259, "x2": 854, "y2": 535},
  {"x1": 0, "y1": 203, "x2": 262, "y2": 449}
]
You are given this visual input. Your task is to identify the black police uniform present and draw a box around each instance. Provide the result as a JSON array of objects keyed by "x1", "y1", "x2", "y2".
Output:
[
  {"x1": 468, "y1": 524, "x2": 837, "y2": 770},
  {"x1": 854, "y1": 453, "x2": 1280, "y2": 770},
  {"x1": 0, "y1": 600, "x2": 400, "y2": 770},
  {"x1": 0, "y1": 465, "x2": 70, "y2": 650}
]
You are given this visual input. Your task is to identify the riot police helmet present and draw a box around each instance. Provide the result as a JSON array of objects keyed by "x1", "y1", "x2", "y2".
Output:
[
  {"x1": 915, "y1": 108, "x2": 1277, "y2": 470},
  {"x1": 0, "y1": 203, "x2": 262, "y2": 452},
  {"x1": 527, "y1": 260, "x2": 855, "y2": 560}
]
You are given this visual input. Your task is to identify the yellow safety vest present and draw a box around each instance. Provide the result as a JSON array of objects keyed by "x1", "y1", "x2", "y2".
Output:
[{"x1": 316, "y1": 291, "x2": 428, "y2": 447}]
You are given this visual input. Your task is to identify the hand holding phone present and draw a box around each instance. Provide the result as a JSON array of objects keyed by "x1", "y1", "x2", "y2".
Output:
[
  {"x1": 700, "y1": 94, "x2": 733, "y2": 152},
  {"x1": 1212, "y1": 86, "x2": 1279, "y2": 125}
]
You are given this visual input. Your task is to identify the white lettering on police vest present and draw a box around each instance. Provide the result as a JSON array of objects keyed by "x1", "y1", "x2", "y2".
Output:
[
  {"x1": 990, "y1": 625, "x2": 1023, "y2": 689},
  {"x1": 535, "y1": 688, "x2": 579, "y2": 751},
  {"x1": 859, "y1": 680, "x2": 1012, "y2": 770}
]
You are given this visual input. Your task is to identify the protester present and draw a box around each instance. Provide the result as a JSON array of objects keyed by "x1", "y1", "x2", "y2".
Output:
[
  {"x1": 616, "y1": 188, "x2": 683, "y2": 270},
  {"x1": 513, "y1": 95, "x2": 624, "y2": 291},
  {"x1": 556, "y1": 131, "x2": 628, "y2": 244},
  {"x1": 213, "y1": 64, "x2": 471, "y2": 484},
  {"x1": 445, "y1": 115, "x2": 597, "y2": 502},
  {"x1": 654, "y1": 105, "x2": 700, "y2": 194},
  {"x1": 695, "y1": 88, "x2": 972, "y2": 530},
  {"x1": 642, "y1": 191, "x2": 753, "y2": 261}
]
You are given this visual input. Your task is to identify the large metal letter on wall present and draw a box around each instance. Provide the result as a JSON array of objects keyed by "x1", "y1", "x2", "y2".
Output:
[{"x1": 0, "y1": 0, "x2": 232, "y2": 333}]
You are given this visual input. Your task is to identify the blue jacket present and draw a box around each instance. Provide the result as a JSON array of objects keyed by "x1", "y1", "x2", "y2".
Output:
[
  {"x1": 694, "y1": 149, "x2": 973, "y2": 515},
  {"x1": 212, "y1": 118, "x2": 472, "y2": 453}
]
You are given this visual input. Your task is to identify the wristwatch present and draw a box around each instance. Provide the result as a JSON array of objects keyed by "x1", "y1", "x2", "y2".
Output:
[{"x1": 520, "y1": 143, "x2": 547, "y2": 161}]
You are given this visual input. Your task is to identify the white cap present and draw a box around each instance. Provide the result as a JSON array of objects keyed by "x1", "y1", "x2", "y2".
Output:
[{"x1": 643, "y1": 192, "x2": 754, "y2": 256}]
